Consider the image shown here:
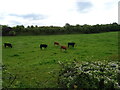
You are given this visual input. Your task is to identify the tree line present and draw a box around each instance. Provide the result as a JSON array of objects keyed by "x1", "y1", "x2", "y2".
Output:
[{"x1": 1, "y1": 22, "x2": 120, "y2": 36}]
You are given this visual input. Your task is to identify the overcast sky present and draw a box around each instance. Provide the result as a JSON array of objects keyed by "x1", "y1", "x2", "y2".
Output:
[{"x1": 0, "y1": 0, "x2": 119, "y2": 27}]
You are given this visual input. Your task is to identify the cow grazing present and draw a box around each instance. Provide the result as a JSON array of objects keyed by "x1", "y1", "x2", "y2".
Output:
[
  {"x1": 60, "y1": 46, "x2": 67, "y2": 50},
  {"x1": 40, "y1": 44, "x2": 48, "y2": 49},
  {"x1": 68, "y1": 42, "x2": 75, "y2": 48},
  {"x1": 4, "y1": 43, "x2": 12, "y2": 48},
  {"x1": 54, "y1": 42, "x2": 60, "y2": 46}
]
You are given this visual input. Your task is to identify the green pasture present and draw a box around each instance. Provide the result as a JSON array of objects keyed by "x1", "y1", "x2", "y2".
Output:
[{"x1": 2, "y1": 32, "x2": 119, "y2": 88}]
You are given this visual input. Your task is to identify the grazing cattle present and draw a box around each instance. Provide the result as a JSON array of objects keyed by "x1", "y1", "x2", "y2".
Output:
[
  {"x1": 4, "y1": 43, "x2": 12, "y2": 48},
  {"x1": 68, "y1": 42, "x2": 75, "y2": 48},
  {"x1": 54, "y1": 42, "x2": 60, "y2": 46},
  {"x1": 60, "y1": 46, "x2": 67, "y2": 50},
  {"x1": 40, "y1": 44, "x2": 48, "y2": 49}
]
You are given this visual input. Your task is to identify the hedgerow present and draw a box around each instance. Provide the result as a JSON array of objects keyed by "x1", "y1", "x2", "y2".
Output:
[{"x1": 57, "y1": 60, "x2": 120, "y2": 89}]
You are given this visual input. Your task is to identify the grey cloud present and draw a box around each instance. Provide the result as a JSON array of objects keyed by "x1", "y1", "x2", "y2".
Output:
[
  {"x1": 76, "y1": 1, "x2": 93, "y2": 13},
  {"x1": 9, "y1": 13, "x2": 47, "y2": 20},
  {"x1": 10, "y1": 20, "x2": 22, "y2": 25}
]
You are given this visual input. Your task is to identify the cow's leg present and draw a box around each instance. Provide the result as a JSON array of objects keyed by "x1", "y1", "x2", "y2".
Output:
[
  {"x1": 68, "y1": 44, "x2": 69, "y2": 48},
  {"x1": 40, "y1": 47, "x2": 42, "y2": 50},
  {"x1": 5, "y1": 44, "x2": 6, "y2": 48},
  {"x1": 72, "y1": 45, "x2": 74, "y2": 47}
]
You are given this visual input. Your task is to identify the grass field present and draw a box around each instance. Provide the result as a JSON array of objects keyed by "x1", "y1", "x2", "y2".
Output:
[{"x1": 2, "y1": 31, "x2": 119, "y2": 88}]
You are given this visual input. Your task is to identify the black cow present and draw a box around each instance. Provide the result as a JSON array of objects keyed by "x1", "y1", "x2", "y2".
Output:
[
  {"x1": 4, "y1": 43, "x2": 12, "y2": 48},
  {"x1": 40, "y1": 44, "x2": 48, "y2": 49},
  {"x1": 68, "y1": 42, "x2": 75, "y2": 48}
]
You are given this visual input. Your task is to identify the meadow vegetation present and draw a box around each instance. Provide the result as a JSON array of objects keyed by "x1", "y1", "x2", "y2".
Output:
[{"x1": 2, "y1": 31, "x2": 119, "y2": 88}]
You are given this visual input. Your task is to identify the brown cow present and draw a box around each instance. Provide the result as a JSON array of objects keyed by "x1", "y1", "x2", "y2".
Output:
[
  {"x1": 54, "y1": 42, "x2": 60, "y2": 46},
  {"x1": 60, "y1": 46, "x2": 67, "y2": 50}
]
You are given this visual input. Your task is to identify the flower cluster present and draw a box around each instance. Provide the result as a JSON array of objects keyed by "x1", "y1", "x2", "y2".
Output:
[{"x1": 58, "y1": 60, "x2": 120, "y2": 89}]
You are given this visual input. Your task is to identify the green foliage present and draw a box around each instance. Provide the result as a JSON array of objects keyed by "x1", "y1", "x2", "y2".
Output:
[
  {"x1": 2, "y1": 32, "x2": 119, "y2": 88},
  {"x1": 9, "y1": 31, "x2": 16, "y2": 36},
  {"x1": 2, "y1": 65, "x2": 17, "y2": 88},
  {"x1": 58, "y1": 60, "x2": 120, "y2": 89},
  {"x1": 2, "y1": 25, "x2": 12, "y2": 36},
  {"x1": 1, "y1": 23, "x2": 120, "y2": 36}
]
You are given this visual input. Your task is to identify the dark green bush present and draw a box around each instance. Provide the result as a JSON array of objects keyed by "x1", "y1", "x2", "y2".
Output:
[{"x1": 9, "y1": 31, "x2": 16, "y2": 36}]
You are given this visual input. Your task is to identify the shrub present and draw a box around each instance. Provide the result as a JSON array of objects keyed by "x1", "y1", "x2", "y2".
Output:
[
  {"x1": 9, "y1": 31, "x2": 16, "y2": 36},
  {"x1": 57, "y1": 60, "x2": 120, "y2": 89},
  {"x1": 2, "y1": 65, "x2": 17, "y2": 88}
]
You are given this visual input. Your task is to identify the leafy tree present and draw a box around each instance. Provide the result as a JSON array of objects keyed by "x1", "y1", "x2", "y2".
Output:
[
  {"x1": 1, "y1": 22, "x2": 120, "y2": 36},
  {"x1": 9, "y1": 31, "x2": 16, "y2": 36},
  {"x1": 2, "y1": 25, "x2": 12, "y2": 36}
]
